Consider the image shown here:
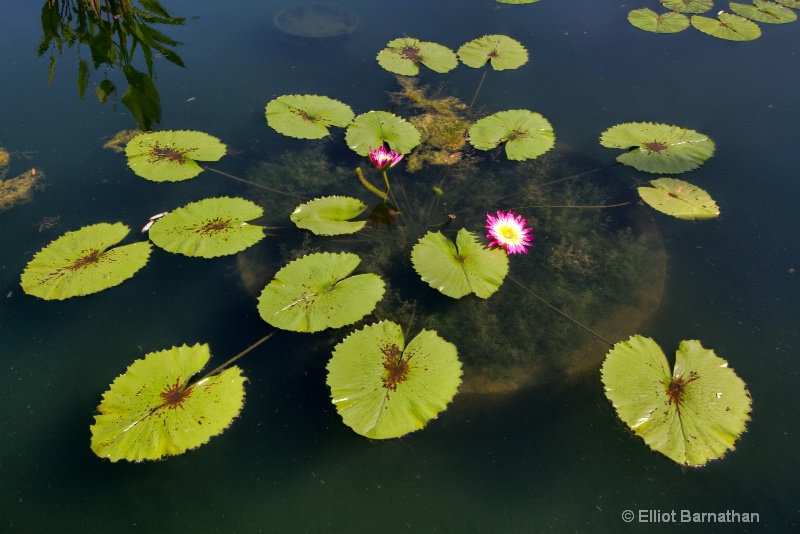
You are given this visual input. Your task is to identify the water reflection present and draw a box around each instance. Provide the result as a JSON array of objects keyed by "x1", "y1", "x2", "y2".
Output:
[{"x1": 37, "y1": 0, "x2": 186, "y2": 129}]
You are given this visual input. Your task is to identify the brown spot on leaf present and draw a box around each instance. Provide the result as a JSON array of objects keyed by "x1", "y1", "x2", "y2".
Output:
[
  {"x1": 644, "y1": 141, "x2": 669, "y2": 153},
  {"x1": 381, "y1": 344, "x2": 410, "y2": 394}
]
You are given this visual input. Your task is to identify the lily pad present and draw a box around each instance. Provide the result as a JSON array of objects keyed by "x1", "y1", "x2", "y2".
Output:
[
  {"x1": 628, "y1": 8, "x2": 691, "y2": 32},
  {"x1": 411, "y1": 229, "x2": 509, "y2": 299},
  {"x1": 148, "y1": 197, "x2": 265, "y2": 258},
  {"x1": 776, "y1": 0, "x2": 800, "y2": 8},
  {"x1": 90, "y1": 343, "x2": 246, "y2": 462},
  {"x1": 258, "y1": 252, "x2": 385, "y2": 332},
  {"x1": 376, "y1": 38, "x2": 458, "y2": 76},
  {"x1": 660, "y1": 0, "x2": 714, "y2": 13},
  {"x1": 601, "y1": 335, "x2": 751, "y2": 466},
  {"x1": 327, "y1": 321, "x2": 462, "y2": 439},
  {"x1": 290, "y1": 196, "x2": 368, "y2": 235},
  {"x1": 125, "y1": 130, "x2": 227, "y2": 182},
  {"x1": 345, "y1": 111, "x2": 421, "y2": 157},
  {"x1": 20, "y1": 222, "x2": 151, "y2": 300},
  {"x1": 729, "y1": 0, "x2": 797, "y2": 23},
  {"x1": 691, "y1": 13, "x2": 762, "y2": 40},
  {"x1": 599, "y1": 122, "x2": 715, "y2": 174},
  {"x1": 266, "y1": 94, "x2": 355, "y2": 140},
  {"x1": 638, "y1": 178, "x2": 720, "y2": 220},
  {"x1": 457, "y1": 34, "x2": 529, "y2": 71},
  {"x1": 468, "y1": 109, "x2": 555, "y2": 161}
]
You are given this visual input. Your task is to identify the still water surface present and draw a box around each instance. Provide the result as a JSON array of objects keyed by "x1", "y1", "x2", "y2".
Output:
[{"x1": 1, "y1": 0, "x2": 799, "y2": 531}]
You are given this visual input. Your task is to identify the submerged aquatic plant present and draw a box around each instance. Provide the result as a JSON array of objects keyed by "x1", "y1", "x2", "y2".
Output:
[{"x1": 486, "y1": 210, "x2": 534, "y2": 254}]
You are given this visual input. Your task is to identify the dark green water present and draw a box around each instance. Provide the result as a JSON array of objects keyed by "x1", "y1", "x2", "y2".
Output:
[{"x1": 2, "y1": 0, "x2": 799, "y2": 532}]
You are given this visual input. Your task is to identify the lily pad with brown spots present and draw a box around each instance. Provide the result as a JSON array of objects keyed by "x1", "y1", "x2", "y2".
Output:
[
  {"x1": 90, "y1": 343, "x2": 246, "y2": 462},
  {"x1": 148, "y1": 197, "x2": 265, "y2": 258},
  {"x1": 376, "y1": 37, "x2": 458, "y2": 75},
  {"x1": 20, "y1": 222, "x2": 152, "y2": 300},
  {"x1": 266, "y1": 94, "x2": 355, "y2": 140},
  {"x1": 125, "y1": 130, "x2": 227, "y2": 182},
  {"x1": 599, "y1": 122, "x2": 715, "y2": 174},
  {"x1": 601, "y1": 335, "x2": 751, "y2": 466},
  {"x1": 257, "y1": 252, "x2": 385, "y2": 333},
  {"x1": 327, "y1": 320, "x2": 462, "y2": 439}
]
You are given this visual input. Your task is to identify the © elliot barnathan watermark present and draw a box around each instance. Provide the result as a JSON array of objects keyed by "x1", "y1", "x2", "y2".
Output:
[{"x1": 621, "y1": 509, "x2": 760, "y2": 524}]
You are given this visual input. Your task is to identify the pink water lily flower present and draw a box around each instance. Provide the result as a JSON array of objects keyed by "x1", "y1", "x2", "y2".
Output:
[
  {"x1": 368, "y1": 146, "x2": 404, "y2": 171},
  {"x1": 486, "y1": 210, "x2": 534, "y2": 254}
]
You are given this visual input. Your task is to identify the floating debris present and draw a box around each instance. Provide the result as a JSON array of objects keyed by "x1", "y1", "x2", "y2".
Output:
[
  {"x1": 0, "y1": 168, "x2": 45, "y2": 212},
  {"x1": 102, "y1": 129, "x2": 145, "y2": 153}
]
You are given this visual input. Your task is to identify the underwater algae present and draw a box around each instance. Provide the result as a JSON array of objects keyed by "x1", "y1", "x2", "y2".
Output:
[
  {"x1": 390, "y1": 77, "x2": 474, "y2": 173},
  {"x1": 235, "y1": 138, "x2": 667, "y2": 395}
]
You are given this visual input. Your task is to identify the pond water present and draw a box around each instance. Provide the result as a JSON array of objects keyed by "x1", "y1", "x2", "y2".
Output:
[{"x1": 2, "y1": 0, "x2": 799, "y2": 531}]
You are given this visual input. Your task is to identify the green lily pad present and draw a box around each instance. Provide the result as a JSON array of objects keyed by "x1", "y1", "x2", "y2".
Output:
[
  {"x1": 327, "y1": 321, "x2": 462, "y2": 439},
  {"x1": 601, "y1": 335, "x2": 751, "y2": 466},
  {"x1": 90, "y1": 343, "x2": 246, "y2": 462},
  {"x1": 20, "y1": 222, "x2": 151, "y2": 300},
  {"x1": 125, "y1": 130, "x2": 227, "y2": 182},
  {"x1": 148, "y1": 197, "x2": 265, "y2": 258},
  {"x1": 257, "y1": 252, "x2": 385, "y2": 333},
  {"x1": 376, "y1": 38, "x2": 458, "y2": 76},
  {"x1": 729, "y1": 0, "x2": 797, "y2": 23},
  {"x1": 457, "y1": 34, "x2": 529, "y2": 70},
  {"x1": 599, "y1": 122, "x2": 715, "y2": 174},
  {"x1": 691, "y1": 13, "x2": 762, "y2": 40},
  {"x1": 468, "y1": 110, "x2": 555, "y2": 161},
  {"x1": 776, "y1": 0, "x2": 800, "y2": 8},
  {"x1": 411, "y1": 229, "x2": 509, "y2": 299},
  {"x1": 660, "y1": 0, "x2": 714, "y2": 13},
  {"x1": 638, "y1": 178, "x2": 720, "y2": 220},
  {"x1": 345, "y1": 111, "x2": 421, "y2": 157},
  {"x1": 290, "y1": 196, "x2": 368, "y2": 235},
  {"x1": 628, "y1": 8, "x2": 691, "y2": 32},
  {"x1": 265, "y1": 94, "x2": 355, "y2": 140}
]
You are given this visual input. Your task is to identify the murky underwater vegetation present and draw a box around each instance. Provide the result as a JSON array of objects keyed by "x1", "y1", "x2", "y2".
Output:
[{"x1": 2, "y1": 0, "x2": 799, "y2": 531}]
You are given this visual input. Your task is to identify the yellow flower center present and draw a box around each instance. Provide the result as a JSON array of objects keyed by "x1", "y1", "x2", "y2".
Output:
[{"x1": 500, "y1": 226, "x2": 518, "y2": 241}]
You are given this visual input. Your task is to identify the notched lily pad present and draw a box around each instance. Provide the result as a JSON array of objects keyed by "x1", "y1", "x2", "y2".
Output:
[
  {"x1": 327, "y1": 320, "x2": 462, "y2": 439},
  {"x1": 660, "y1": 0, "x2": 714, "y2": 13},
  {"x1": 257, "y1": 252, "x2": 385, "y2": 332},
  {"x1": 345, "y1": 111, "x2": 421, "y2": 157},
  {"x1": 468, "y1": 109, "x2": 555, "y2": 161},
  {"x1": 411, "y1": 229, "x2": 509, "y2": 299},
  {"x1": 20, "y1": 222, "x2": 151, "y2": 300},
  {"x1": 729, "y1": 0, "x2": 797, "y2": 23},
  {"x1": 601, "y1": 335, "x2": 751, "y2": 466},
  {"x1": 377, "y1": 38, "x2": 458, "y2": 75},
  {"x1": 457, "y1": 34, "x2": 529, "y2": 70},
  {"x1": 266, "y1": 94, "x2": 355, "y2": 139},
  {"x1": 290, "y1": 196, "x2": 368, "y2": 235},
  {"x1": 126, "y1": 130, "x2": 227, "y2": 182},
  {"x1": 628, "y1": 8, "x2": 691, "y2": 32},
  {"x1": 691, "y1": 12, "x2": 762, "y2": 40},
  {"x1": 638, "y1": 178, "x2": 720, "y2": 220},
  {"x1": 600, "y1": 122, "x2": 715, "y2": 174},
  {"x1": 90, "y1": 343, "x2": 246, "y2": 462},
  {"x1": 148, "y1": 197, "x2": 265, "y2": 258}
]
